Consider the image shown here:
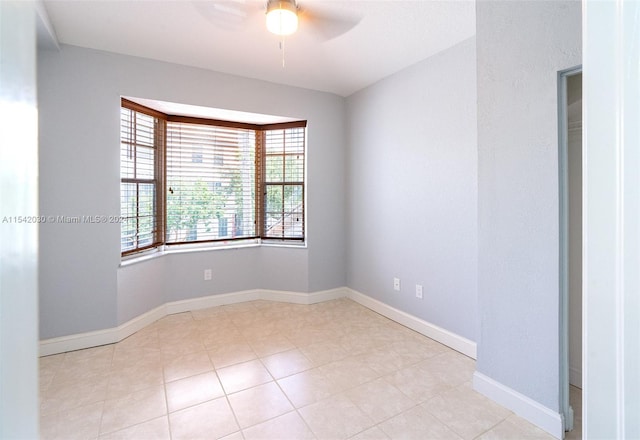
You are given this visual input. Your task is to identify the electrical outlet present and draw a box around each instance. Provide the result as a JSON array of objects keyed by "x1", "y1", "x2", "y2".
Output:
[
  {"x1": 416, "y1": 284, "x2": 423, "y2": 299},
  {"x1": 204, "y1": 269, "x2": 212, "y2": 281},
  {"x1": 393, "y1": 277, "x2": 401, "y2": 292}
]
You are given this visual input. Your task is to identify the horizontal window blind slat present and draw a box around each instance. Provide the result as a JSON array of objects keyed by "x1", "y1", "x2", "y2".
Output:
[{"x1": 165, "y1": 121, "x2": 257, "y2": 244}]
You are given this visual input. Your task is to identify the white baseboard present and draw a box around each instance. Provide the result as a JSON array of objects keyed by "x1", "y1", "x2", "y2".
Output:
[
  {"x1": 345, "y1": 288, "x2": 477, "y2": 359},
  {"x1": 40, "y1": 287, "x2": 348, "y2": 356},
  {"x1": 473, "y1": 372, "x2": 564, "y2": 439},
  {"x1": 569, "y1": 366, "x2": 582, "y2": 389},
  {"x1": 40, "y1": 287, "x2": 471, "y2": 359},
  {"x1": 39, "y1": 303, "x2": 168, "y2": 356}
]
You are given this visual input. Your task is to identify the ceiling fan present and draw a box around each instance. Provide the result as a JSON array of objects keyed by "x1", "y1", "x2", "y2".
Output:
[{"x1": 193, "y1": 0, "x2": 361, "y2": 41}]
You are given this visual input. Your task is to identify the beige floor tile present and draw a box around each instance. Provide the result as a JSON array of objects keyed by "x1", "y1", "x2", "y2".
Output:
[
  {"x1": 100, "y1": 385, "x2": 167, "y2": 435},
  {"x1": 107, "y1": 363, "x2": 164, "y2": 399},
  {"x1": 299, "y1": 393, "x2": 374, "y2": 440},
  {"x1": 191, "y1": 305, "x2": 229, "y2": 321},
  {"x1": 318, "y1": 356, "x2": 380, "y2": 391},
  {"x1": 99, "y1": 416, "x2": 170, "y2": 440},
  {"x1": 223, "y1": 301, "x2": 261, "y2": 314},
  {"x1": 417, "y1": 351, "x2": 475, "y2": 387},
  {"x1": 348, "y1": 426, "x2": 391, "y2": 440},
  {"x1": 160, "y1": 337, "x2": 206, "y2": 358},
  {"x1": 63, "y1": 344, "x2": 114, "y2": 365},
  {"x1": 229, "y1": 310, "x2": 266, "y2": 327},
  {"x1": 111, "y1": 346, "x2": 163, "y2": 370},
  {"x1": 285, "y1": 328, "x2": 329, "y2": 347},
  {"x1": 219, "y1": 431, "x2": 245, "y2": 440},
  {"x1": 354, "y1": 347, "x2": 406, "y2": 376},
  {"x1": 338, "y1": 332, "x2": 386, "y2": 356},
  {"x1": 217, "y1": 359, "x2": 273, "y2": 394},
  {"x1": 423, "y1": 384, "x2": 511, "y2": 440},
  {"x1": 345, "y1": 378, "x2": 415, "y2": 423},
  {"x1": 242, "y1": 410, "x2": 315, "y2": 440},
  {"x1": 52, "y1": 346, "x2": 114, "y2": 384},
  {"x1": 201, "y1": 326, "x2": 246, "y2": 349},
  {"x1": 382, "y1": 363, "x2": 454, "y2": 404},
  {"x1": 162, "y1": 350, "x2": 214, "y2": 382},
  {"x1": 40, "y1": 401, "x2": 103, "y2": 440},
  {"x1": 277, "y1": 368, "x2": 341, "y2": 408},
  {"x1": 388, "y1": 337, "x2": 450, "y2": 364},
  {"x1": 169, "y1": 396, "x2": 239, "y2": 440},
  {"x1": 299, "y1": 340, "x2": 350, "y2": 366},
  {"x1": 241, "y1": 318, "x2": 283, "y2": 337},
  {"x1": 39, "y1": 299, "x2": 531, "y2": 440},
  {"x1": 261, "y1": 348, "x2": 314, "y2": 379},
  {"x1": 477, "y1": 414, "x2": 555, "y2": 439},
  {"x1": 40, "y1": 375, "x2": 109, "y2": 416},
  {"x1": 115, "y1": 327, "x2": 160, "y2": 352},
  {"x1": 39, "y1": 354, "x2": 65, "y2": 391},
  {"x1": 246, "y1": 332, "x2": 296, "y2": 358},
  {"x1": 227, "y1": 381, "x2": 294, "y2": 428},
  {"x1": 155, "y1": 312, "x2": 194, "y2": 328},
  {"x1": 208, "y1": 342, "x2": 257, "y2": 369},
  {"x1": 165, "y1": 371, "x2": 225, "y2": 413},
  {"x1": 378, "y1": 405, "x2": 462, "y2": 440}
]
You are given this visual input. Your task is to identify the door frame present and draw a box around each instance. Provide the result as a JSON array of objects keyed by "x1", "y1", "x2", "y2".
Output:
[{"x1": 558, "y1": 64, "x2": 582, "y2": 434}]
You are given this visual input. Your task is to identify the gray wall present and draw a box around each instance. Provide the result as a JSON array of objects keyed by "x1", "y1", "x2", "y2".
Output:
[
  {"x1": 38, "y1": 45, "x2": 346, "y2": 338},
  {"x1": 345, "y1": 37, "x2": 478, "y2": 342},
  {"x1": 476, "y1": 0, "x2": 581, "y2": 410}
]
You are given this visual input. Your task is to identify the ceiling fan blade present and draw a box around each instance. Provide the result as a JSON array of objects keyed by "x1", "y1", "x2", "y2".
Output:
[
  {"x1": 299, "y1": 6, "x2": 362, "y2": 41},
  {"x1": 192, "y1": 0, "x2": 261, "y2": 32}
]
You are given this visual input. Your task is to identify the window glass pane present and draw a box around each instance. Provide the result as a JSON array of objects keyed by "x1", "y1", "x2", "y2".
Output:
[
  {"x1": 263, "y1": 126, "x2": 305, "y2": 239},
  {"x1": 265, "y1": 130, "x2": 284, "y2": 154},
  {"x1": 120, "y1": 143, "x2": 135, "y2": 179},
  {"x1": 137, "y1": 146, "x2": 155, "y2": 179},
  {"x1": 266, "y1": 185, "x2": 283, "y2": 213},
  {"x1": 284, "y1": 154, "x2": 304, "y2": 182},
  {"x1": 166, "y1": 122, "x2": 256, "y2": 243},
  {"x1": 266, "y1": 156, "x2": 283, "y2": 182},
  {"x1": 284, "y1": 185, "x2": 303, "y2": 211},
  {"x1": 283, "y1": 213, "x2": 303, "y2": 238},
  {"x1": 121, "y1": 218, "x2": 135, "y2": 252},
  {"x1": 285, "y1": 128, "x2": 305, "y2": 154},
  {"x1": 120, "y1": 182, "x2": 136, "y2": 220}
]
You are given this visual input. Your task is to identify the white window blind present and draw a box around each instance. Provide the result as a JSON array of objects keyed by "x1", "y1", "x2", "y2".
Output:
[
  {"x1": 120, "y1": 105, "x2": 164, "y2": 254},
  {"x1": 166, "y1": 121, "x2": 257, "y2": 244}
]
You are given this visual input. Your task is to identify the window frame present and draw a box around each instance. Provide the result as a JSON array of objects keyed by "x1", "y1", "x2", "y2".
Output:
[
  {"x1": 259, "y1": 126, "x2": 306, "y2": 241},
  {"x1": 120, "y1": 99, "x2": 166, "y2": 256},
  {"x1": 120, "y1": 98, "x2": 307, "y2": 257}
]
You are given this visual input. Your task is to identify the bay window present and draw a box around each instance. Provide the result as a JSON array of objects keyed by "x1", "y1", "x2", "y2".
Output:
[{"x1": 120, "y1": 98, "x2": 306, "y2": 256}]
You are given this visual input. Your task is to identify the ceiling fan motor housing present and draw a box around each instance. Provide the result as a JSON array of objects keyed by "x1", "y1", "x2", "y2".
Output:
[{"x1": 266, "y1": 0, "x2": 299, "y2": 35}]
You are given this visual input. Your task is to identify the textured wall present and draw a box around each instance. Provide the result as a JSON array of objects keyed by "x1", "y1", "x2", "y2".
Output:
[
  {"x1": 476, "y1": 0, "x2": 581, "y2": 410},
  {"x1": 346, "y1": 37, "x2": 478, "y2": 342}
]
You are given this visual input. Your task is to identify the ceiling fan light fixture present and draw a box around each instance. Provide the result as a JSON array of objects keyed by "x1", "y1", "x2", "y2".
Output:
[{"x1": 266, "y1": 0, "x2": 298, "y2": 36}]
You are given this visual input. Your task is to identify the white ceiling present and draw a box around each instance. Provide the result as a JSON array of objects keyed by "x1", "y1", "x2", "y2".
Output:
[{"x1": 40, "y1": 0, "x2": 476, "y2": 97}]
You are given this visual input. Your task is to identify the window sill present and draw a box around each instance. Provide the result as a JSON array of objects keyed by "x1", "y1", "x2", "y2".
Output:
[{"x1": 119, "y1": 240, "x2": 307, "y2": 268}]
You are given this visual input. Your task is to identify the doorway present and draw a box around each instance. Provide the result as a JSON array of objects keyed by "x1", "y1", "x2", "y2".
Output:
[{"x1": 558, "y1": 66, "x2": 582, "y2": 437}]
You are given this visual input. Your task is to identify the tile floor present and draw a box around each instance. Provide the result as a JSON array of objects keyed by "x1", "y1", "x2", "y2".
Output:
[{"x1": 40, "y1": 298, "x2": 563, "y2": 439}]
